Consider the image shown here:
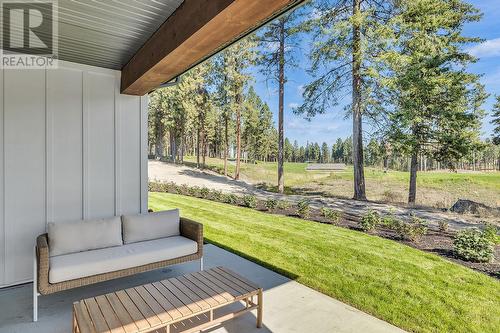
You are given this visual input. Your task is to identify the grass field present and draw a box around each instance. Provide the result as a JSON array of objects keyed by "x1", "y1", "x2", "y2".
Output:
[
  {"x1": 184, "y1": 156, "x2": 500, "y2": 208},
  {"x1": 150, "y1": 192, "x2": 500, "y2": 333}
]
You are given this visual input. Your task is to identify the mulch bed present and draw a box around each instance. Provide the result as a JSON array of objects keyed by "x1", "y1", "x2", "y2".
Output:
[{"x1": 252, "y1": 203, "x2": 500, "y2": 279}]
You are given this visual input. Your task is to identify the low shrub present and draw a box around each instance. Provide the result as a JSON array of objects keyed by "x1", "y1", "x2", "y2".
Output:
[
  {"x1": 453, "y1": 228, "x2": 494, "y2": 262},
  {"x1": 296, "y1": 200, "x2": 311, "y2": 219},
  {"x1": 222, "y1": 193, "x2": 238, "y2": 205},
  {"x1": 149, "y1": 181, "x2": 180, "y2": 194},
  {"x1": 265, "y1": 198, "x2": 278, "y2": 210},
  {"x1": 321, "y1": 207, "x2": 341, "y2": 225},
  {"x1": 483, "y1": 222, "x2": 500, "y2": 245},
  {"x1": 177, "y1": 184, "x2": 189, "y2": 195},
  {"x1": 188, "y1": 186, "x2": 201, "y2": 198},
  {"x1": 199, "y1": 187, "x2": 210, "y2": 199},
  {"x1": 380, "y1": 214, "x2": 400, "y2": 229},
  {"x1": 210, "y1": 190, "x2": 223, "y2": 202},
  {"x1": 360, "y1": 210, "x2": 380, "y2": 231},
  {"x1": 242, "y1": 195, "x2": 257, "y2": 208},
  {"x1": 166, "y1": 182, "x2": 179, "y2": 193},
  {"x1": 277, "y1": 200, "x2": 290, "y2": 210},
  {"x1": 438, "y1": 220, "x2": 449, "y2": 232},
  {"x1": 393, "y1": 217, "x2": 428, "y2": 242}
]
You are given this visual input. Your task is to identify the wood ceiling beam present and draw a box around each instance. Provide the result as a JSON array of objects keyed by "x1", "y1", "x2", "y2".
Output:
[{"x1": 120, "y1": 0, "x2": 304, "y2": 95}]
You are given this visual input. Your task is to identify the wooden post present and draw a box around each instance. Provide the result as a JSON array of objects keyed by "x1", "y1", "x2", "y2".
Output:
[
  {"x1": 257, "y1": 289, "x2": 263, "y2": 328},
  {"x1": 72, "y1": 306, "x2": 78, "y2": 333}
]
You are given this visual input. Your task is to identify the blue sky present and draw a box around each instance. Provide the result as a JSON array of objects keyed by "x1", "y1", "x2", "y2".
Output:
[{"x1": 249, "y1": 0, "x2": 500, "y2": 147}]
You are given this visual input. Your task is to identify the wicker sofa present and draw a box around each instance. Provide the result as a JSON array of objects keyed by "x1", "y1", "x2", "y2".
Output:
[{"x1": 33, "y1": 209, "x2": 203, "y2": 321}]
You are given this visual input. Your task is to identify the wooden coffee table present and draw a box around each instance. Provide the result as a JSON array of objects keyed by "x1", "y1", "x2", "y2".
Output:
[{"x1": 72, "y1": 266, "x2": 263, "y2": 333}]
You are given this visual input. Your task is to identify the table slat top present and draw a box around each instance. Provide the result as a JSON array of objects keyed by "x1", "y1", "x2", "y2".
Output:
[{"x1": 73, "y1": 266, "x2": 261, "y2": 333}]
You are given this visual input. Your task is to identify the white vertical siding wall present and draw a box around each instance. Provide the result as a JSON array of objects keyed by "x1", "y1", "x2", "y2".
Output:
[{"x1": 0, "y1": 61, "x2": 148, "y2": 287}]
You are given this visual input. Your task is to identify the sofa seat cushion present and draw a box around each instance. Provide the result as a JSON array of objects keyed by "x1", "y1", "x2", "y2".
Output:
[
  {"x1": 49, "y1": 236, "x2": 198, "y2": 283},
  {"x1": 122, "y1": 209, "x2": 180, "y2": 244}
]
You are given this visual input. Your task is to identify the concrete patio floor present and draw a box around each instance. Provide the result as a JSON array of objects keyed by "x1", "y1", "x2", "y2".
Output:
[{"x1": 0, "y1": 244, "x2": 405, "y2": 333}]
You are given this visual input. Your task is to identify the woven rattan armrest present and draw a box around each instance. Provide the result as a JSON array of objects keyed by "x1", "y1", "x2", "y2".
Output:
[
  {"x1": 180, "y1": 217, "x2": 203, "y2": 256},
  {"x1": 36, "y1": 234, "x2": 50, "y2": 294}
]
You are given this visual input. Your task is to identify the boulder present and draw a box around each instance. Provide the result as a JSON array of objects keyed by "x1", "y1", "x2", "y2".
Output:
[{"x1": 450, "y1": 199, "x2": 499, "y2": 217}]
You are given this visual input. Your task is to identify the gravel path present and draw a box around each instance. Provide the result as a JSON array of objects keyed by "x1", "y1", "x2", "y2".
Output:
[{"x1": 149, "y1": 160, "x2": 493, "y2": 231}]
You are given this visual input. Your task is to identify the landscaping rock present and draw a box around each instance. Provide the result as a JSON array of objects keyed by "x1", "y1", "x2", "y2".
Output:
[{"x1": 450, "y1": 199, "x2": 500, "y2": 217}]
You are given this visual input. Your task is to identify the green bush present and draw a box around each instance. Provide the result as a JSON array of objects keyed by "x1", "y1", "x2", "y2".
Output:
[
  {"x1": 176, "y1": 184, "x2": 188, "y2": 195},
  {"x1": 210, "y1": 190, "x2": 223, "y2": 202},
  {"x1": 222, "y1": 193, "x2": 238, "y2": 205},
  {"x1": 277, "y1": 200, "x2": 290, "y2": 210},
  {"x1": 438, "y1": 220, "x2": 449, "y2": 232},
  {"x1": 199, "y1": 187, "x2": 210, "y2": 199},
  {"x1": 360, "y1": 210, "x2": 380, "y2": 231},
  {"x1": 265, "y1": 198, "x2": 278, "y2": 210},
  {"x1": 453, "y1": 228, "x2": 494, "y2": 262},
  {"x1": 188, "y1": 186, "x2": 201, "y2": 197},
  {"x1": 380, "y1": 214, "x2": 400, "y2": 229},
  {"x1": 483, "y1": 222, "x2": 500, "y2": 245},
  {"x1": 149, "y1": 181, "x2": 179, "y2": 194},
  {"x1": 397, "y1": 217, "x2": 428, "y2": 242},
  {"x1": 296, "y1": 200, "x2": 311, "y2": 219},
  {"x1": 321, "y1": 207, "x2": 341, "y2": 225},
  {"x1": 242, "y1": 195, "x2": 257, "y2": 208}
]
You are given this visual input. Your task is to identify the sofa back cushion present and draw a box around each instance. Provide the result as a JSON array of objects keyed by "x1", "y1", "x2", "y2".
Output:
[
  {"x1": 122, "y1": 209, "x2": 180, "y2": 244},
  {"x1": 48, "y1": 217, "x2": 122, "y2": 257}
]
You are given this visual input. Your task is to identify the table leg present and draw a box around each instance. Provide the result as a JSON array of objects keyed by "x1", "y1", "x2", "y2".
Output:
[
  {"x1": 257, "y1": 289, "x2": 263, "y2": 328},
  {"x1": 72, "y1": 308, "x2": 78, "y2": 333}
]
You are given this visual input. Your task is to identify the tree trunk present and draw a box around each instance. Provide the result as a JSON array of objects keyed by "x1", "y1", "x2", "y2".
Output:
[
  {"x1": 180, "y1": 135, "x2": 184, "y2": 163},
  {"x1": 235, "y1": 93, "x2": 242, "y2": 180},
  {"x1": 224, "y1": 115, "x2": 229, "y2": 176},
  {"x1": 196, "y1": 127, "x2": 200, "y2": 168},
  {"x1": 171, "y1": 132, "x2": 177, "y2": 163},
  {"x1": 277, "y1": 19, "x2": 285, "y2": 194},
  {"x1": 202, "y1": 133, "x2": 207, "y2": 169},
  {"x1": 408, "y1": 151, "x2": 418, "y2": 205},
  {"x1": 351, "y1": 0, "x2": 367, "y2": 201}
]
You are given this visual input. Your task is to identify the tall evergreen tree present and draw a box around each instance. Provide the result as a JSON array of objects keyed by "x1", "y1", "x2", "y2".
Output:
[
  {"x1": 380, "y1": 0, "x2": 486, "y2": 204},
  {"x1": 259, "y1": 9, "x2": 305, "y2": 193},
  {"x1": 492, "y1": 95, "x2": 500, "y2": 145},
  {"x1": 321, "y1": 142, "x2": 330, "y2": 163},
  {"x1": 148, "y1": 90, "x2": 168, "y2": 159},
  {"x1": 223, "y1": 38, "x2": 257, "y2": 179},
  {"x1": 491, "y1": 95, "x2": 500, "y2": 170},
  {"x1": 296, "y1": 0, "x2": 395, "y2": 200}
]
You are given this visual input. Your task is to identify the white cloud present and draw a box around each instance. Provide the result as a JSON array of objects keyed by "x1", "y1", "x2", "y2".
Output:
[
  {"x1": 467, "y1": 38, "x2": 500, "y2": 58},
  {"x1": 288, "y1": 102, "x2": 299, "y2": 109},
  {"x1": 483, "y1": 68, "x2": 500, "y2": 85},
  {"x1": 297, "y1": 84, "x2": 305, "y2": 95}
]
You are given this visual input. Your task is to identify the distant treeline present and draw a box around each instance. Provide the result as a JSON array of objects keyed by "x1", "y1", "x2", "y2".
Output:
[{"x1": 149, "y1": 124, "x2": 500, "y2": 171}]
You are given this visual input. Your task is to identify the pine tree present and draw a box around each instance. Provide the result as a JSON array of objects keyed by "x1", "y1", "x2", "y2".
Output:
[
  {"x1": 491, "y1": 95, "x2": 500, "y2": 170},
  {"x1": 296, "y1": 0, "x2": 395, "y2": 200},
  {"x1": 379, "y1": 0, "x2": 486, "y2": 204},
  {"x1": 222, "y1": 38, "x2": 257, "y2": 179},
  {"x1": 492, "y1": 95, "x2": 500, "y2": 145},
  {"x1": 259, "y1": 9, "x2": 305, "y2": 193},
  {"x1": 321, "y1": 142, "x2": 329, "y2": 163}
]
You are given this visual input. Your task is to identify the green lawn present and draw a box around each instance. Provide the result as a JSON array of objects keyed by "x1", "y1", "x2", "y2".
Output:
[
  {"x1": 149, "y1": 192, "x2": 500, "y2": 333},
  {"x1": 183, "y1": 156, "x2": 500, "y2": 208}
]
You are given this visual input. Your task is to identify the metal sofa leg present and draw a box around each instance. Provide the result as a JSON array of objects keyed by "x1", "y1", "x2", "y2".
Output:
[
  {"x1": 33, "y1": 246, "x2": 38, "y2": 322},
  {"x1": 200, "y1": 257, "x2": 204, "y2": 271}
]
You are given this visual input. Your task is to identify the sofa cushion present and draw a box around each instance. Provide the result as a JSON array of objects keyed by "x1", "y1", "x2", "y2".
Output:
[
  {"x1": 122, "y1": 209, "x2": 180, "y2": 244},
  {"x1": 48, "y1": 217, "x2": 122, "y2": 257},
  {"x1": 49, "y1": 236, "x2": 198, "y2": 283}
]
